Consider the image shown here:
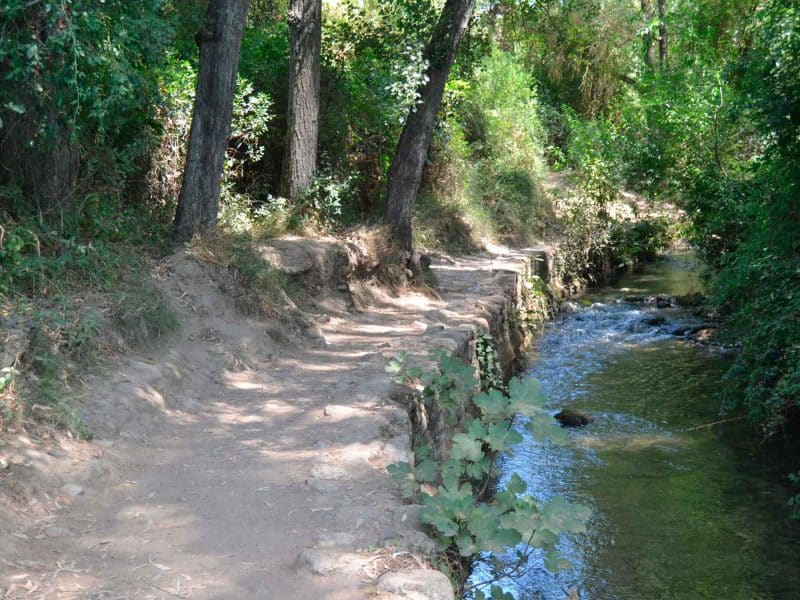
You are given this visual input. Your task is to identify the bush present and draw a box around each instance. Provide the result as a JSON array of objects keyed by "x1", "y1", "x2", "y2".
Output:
[
  {"x1": 459, "y1": 51, "x2": 550, "y2": 243},
  {"x1": 414, "y1": 50, "x2": 552, "y2": 250}
]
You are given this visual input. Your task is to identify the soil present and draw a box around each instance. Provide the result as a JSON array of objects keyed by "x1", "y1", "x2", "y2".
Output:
[{"x1": 0, "y1": 240, "x2": 547, "y2": 600}]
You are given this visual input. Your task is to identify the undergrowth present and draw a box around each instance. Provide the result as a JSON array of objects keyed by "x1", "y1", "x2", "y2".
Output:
[
  {"x1": 190, "y1": 231, "x2": 295, "y2": 318},
  {"x1": 413, "y1": 49, "x2": 554, "y2": 254},
  {"x1": 386, "y1": 351, "x2": 590, "y2": 596},
  {"x1": 0, "y1": 202, "x2": 177, "y2": 436}
]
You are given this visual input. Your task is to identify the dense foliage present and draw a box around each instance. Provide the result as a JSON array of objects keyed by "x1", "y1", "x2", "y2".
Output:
[{"x1": 514, "y1": 0, "x2": 800, "y2": 441}]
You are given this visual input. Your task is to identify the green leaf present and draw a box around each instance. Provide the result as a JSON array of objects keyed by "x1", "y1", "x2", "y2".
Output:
[
  {"x1": 414, "y1": 457, "x2": 439, "y2": 483},
  {"x1": 474, "y1": 388, "x2": 508, "y2": 417},
  {"x1": 451, "y1": 432, "x2": 484, "y2": 462},
  {"x1": 455, "y1": 533, "x2": 479, "y2": 556},
  {"x1": 488, "y1": 586, "x2": 515, "y2": 600},
  {"x1": 527, "y1": 413, "x2": 568, "y2": 444},
  {"x1": 385, "y1": 360, "x2": 402, "y2": 374},
  {"x1": 387, "y1": 462, "x2": 418, "y2": 498},
  {"x1": 429, "y1": 514, "x2": 460, "y2": 537},
  {"x1": 487, "y1": 527, "x2": 523, "y2": 550},
  {"x1": 484, "y1": 422, "x2": 523, "y2": 452},
  {"x1": 544, "y1": 546, "x2": 573, "y2": 572},
  {"x1": 505, "y1": 473, "x2": 527, "y2": 495},
  {"x1": 507, "y1": 377, "x2": 548, "y2": 414},
  {"x1": 541, "y1": 496, "x2": 591, "y2": 534},
  {"x1": 465, "y1": 456, "x2": 491, "y2": 479},
  {"x1": 387, "y1": 461, "x2": 410, "y2": 477},
  {"x1": 530, "y1": 527, "x2": 559, "y2": 548}
]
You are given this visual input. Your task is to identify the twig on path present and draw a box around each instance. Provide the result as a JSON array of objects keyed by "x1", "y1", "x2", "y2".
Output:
[
  {"x1": 684, "y1": 416, "x2": 746, "y2": 432},
  {"x1": 151, "y1": 584, "x2": 189, "y2": 598}
]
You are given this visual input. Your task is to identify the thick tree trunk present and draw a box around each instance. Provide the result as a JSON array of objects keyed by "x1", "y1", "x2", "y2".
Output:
[
  {"x1": 383, "y1": 0, "x2": 476, "y2": 252},
  {"x1": 174, "y1": 0, "x2": 251, "y2": 240},
  {"x1": 658, "y1": 0, "x2": 668, "y2": 66},
  {"x1": 280, "y1": 0, "x2": 321, "y2": 202},
  {"x1": 641, "y1": 0, "x2": 655, "y2": 68}
]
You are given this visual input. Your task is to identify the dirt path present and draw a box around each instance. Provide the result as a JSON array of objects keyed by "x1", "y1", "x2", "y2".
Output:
[{"x1": 1, "y1": 244, "x2": 547, "y2": 600}]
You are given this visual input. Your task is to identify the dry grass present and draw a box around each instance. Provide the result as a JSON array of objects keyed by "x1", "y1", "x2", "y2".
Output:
[{"x1": 190, "y1": 231, "x2": 295, "y2": 318}]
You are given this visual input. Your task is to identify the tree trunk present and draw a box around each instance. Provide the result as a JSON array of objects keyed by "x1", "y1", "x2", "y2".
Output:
[
  {"x1": 174, "y1": 0, "x2": 251, "y2": 241},
  {"x1": 280, "y1": 0, "x2": 321, "y2": 202},
  {"x1": 658, "y1": 0, "x2": 668, "y2": 67},
  {"x1": 641, "y1": 0, "x2": 655, "y2": 68},
  {"x1": 383, "y1": 0, "x2": 476, "y2": 252}
]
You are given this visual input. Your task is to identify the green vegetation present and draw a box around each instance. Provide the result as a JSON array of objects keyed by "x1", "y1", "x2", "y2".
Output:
[
  {"x1": 516, "y1": 0, "x2": 799, "y2": 443},
  {"x1": 0, "y1": 198, "x2": 176, "y2": 434},
  {"x1": 386, "y1": 350, "x2": 590, "y2": 595},
  {"x1": 1, "y1": 0, "x2": 798, "y2": 579},
  {"x1": 192, "y1": 232, "x2": 293, "y2": 317}
]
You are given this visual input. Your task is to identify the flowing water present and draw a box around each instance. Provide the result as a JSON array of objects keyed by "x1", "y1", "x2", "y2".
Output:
[{"x1": 473, "y1": 254, "x2": 800, "y2": 599}]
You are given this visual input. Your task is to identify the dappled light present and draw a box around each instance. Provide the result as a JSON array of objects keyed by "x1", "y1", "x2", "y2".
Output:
[{"x1": 2, "y1": 0, "x2": 798, "y2": 598}]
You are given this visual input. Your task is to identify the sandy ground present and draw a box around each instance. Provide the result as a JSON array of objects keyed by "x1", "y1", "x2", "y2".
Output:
[{"x1": 0, "y1": 245, "x2": 543, "y2": 600}]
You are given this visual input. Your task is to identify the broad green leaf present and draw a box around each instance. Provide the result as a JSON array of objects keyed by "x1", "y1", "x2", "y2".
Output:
[
  {"x1": 451, "y1": 432, "x2": 484, "y2": 462},
  {"x1": 387, "y1": 462, "x2": 418, "y2": 498},
  {"x1": 455, "y1": 533, "x2": 479, "y2": 556},
  {"x1": 428, "y1": 514, "x2": 459, "y2": 537},
  {"x1": 474, "y1": 388, "x2": 508, "y2": 417},
  {"x1": 414, "y1": 457, "x2": 439, "y2": 483},
  {"x1": 489, "y1": 585, "x2": 515, "y2": 600},
  {"x1": 465, "y1": 455, "x2": 492, "y2": 479},
  {"x1": 441, "y1": 459, "x2": 465, "y2": 489},
  {"x1": 484, "y1": 422, "x2": 523, "y2": 451},
  {"x1": 530, "y1": 527, "x2": 559, "y2": 548},
  {"x1": 507, "y1": 377, "x2": 548, "y2": 414},
  {"x1": 387, "y1": 461, "x2": 411, "y2": 481},
  {"x1": 505, "y1": 473, "x2": 527, "y2": 495},
  {"x1": 486, "y1": 527, "x2": 523, "y2": 551},
  {"x1": 541, "y1": 496, "x2": 591, "y2": 534},
  {"x1": 544, "y1": 547, "x2": 573, "y2": 572},
  {"x1": 527, "y1": 413, "x2": 568, "y2": 444},
  {"x1": 385, "y1": 360, "x2": 402, "y2": 374}
]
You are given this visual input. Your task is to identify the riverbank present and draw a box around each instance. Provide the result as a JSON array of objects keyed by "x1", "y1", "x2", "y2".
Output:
[{"x1": 1, "y1": 236, "x2": 572, "y2": 599}]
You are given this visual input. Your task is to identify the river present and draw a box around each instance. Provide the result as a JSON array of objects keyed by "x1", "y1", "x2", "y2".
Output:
[{"x1": 471, "y1": 254, "x2": 800, "y2": 599}]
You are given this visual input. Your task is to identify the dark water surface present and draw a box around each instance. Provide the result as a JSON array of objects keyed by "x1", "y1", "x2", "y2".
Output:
[{"x1": 473, "y1": 255, "x2": 800, "y2": 599}]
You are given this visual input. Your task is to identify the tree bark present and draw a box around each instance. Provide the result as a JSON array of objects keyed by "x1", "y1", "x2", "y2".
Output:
[
  {"x1": 383, "y1": 0, "x2": 476, "y2": 252},
  {"x1": 641, "y1": 0, "x2": 655, "y2": 68},
  {"x1": 280, "y1": 0, "x2": 321, "y2": 202},
  {"x1": 658, "y1": 0, "x2": 668, "y2": 67},
  {"x1": 174, "y1": 0, "x2": 251, "y2": 241}
]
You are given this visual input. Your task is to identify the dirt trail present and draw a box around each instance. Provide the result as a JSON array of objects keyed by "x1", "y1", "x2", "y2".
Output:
[{"x1": 1, "y1": 242, "x2": 547, "y2": 600}]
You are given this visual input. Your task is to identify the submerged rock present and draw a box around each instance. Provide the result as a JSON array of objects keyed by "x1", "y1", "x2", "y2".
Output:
[
  {"x1": 642, "y1": 315, "x2": 667, "y2": 326},
  {"x1": 674, "y1": 292, "x2": 706, "y2": 308},
  {"x1": 554, "y1": 409, "x2": 592, "y2": 427},
  {"x1": 655, "y1": 294, "x2": 673, "y2": 308}
]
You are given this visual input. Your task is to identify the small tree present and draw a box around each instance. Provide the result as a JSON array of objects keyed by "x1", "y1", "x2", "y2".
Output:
[
  {"x1": 383, "y1": 0, "x2": 476, "y2": 256},
  {"x1": 174, "y1": 0, "x2": 251, "y2": 240}
]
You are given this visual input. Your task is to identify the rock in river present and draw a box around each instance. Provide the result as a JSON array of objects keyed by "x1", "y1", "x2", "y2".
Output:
[{"x1": 554, "y1": 409, "x2": 592, "y2": 427}]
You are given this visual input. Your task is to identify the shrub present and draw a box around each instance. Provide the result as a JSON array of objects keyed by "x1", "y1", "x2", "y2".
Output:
[{"x1": 386, "y1": 351, "x2": 590, "y2": 592}]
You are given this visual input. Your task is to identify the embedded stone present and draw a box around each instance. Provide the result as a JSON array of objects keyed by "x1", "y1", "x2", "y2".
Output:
[{"x1": 376, "y1": 568, "x2": 454, "y2": 600}]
